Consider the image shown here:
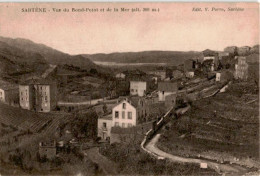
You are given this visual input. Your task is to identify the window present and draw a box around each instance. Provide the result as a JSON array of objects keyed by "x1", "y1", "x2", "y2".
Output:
[
  {"x1": 122, "y1": 111, "x2": 125, "y2": 119},
  {"x1": 122, "y1": 103, "x2": 126, "y2": 109},
  {"x1": 21, "y1": 92, "x2": 23, "y2": 95},
  {"x1": 45, "y1": 96, "x2": 47, "y2": 101},
  {"x1": 103, "y1": 122, "x2": 107, "y2": 128},
  {"x1": 115, "y1": 122, "x2": 119, "y2": 127},
  {"x1": 122, "y1": 123, "x2": 125, "y2": 128},
  {"x1": 115, "y1": 111, "x2": 119, "y2": 118},
  {"x1": 128, "y1": 123, "x2": 132, "y2": 128},
  {"x1": 128, "y1": 112, "x2": 132, "y2": 119},
  {"x1": 162, "y1": 91, "x2": 165, "y2": 95}
]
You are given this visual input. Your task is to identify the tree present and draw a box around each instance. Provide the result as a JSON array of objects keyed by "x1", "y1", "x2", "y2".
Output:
[
  {"x1": 71, "y1": 109, "x2": 98, "y2": 140},
  {"x1": 90, "y1": 68, "x2": 98, "y2": 75},
  {"x1": 103, "y1": 104, "x2": 108, "y2": 114},
  {"x1": 105, "y1": 81, "x2": 117, "y2": 99}
]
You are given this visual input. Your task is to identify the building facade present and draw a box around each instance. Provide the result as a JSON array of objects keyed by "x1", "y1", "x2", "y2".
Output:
[
  {"x1": 39, "y1": 141, "x2": 56, "y2": 160},
  {"x1": 0, "y1": 80, "x2": 19, "y2": 106},
  {"x1": 19, "y1": 79, "x2": 57, "y2": 112},
  {"x1": 19, "y1": 84, "x2": 35, "y2": 110},
  {"x1": 130, "y1": 81, "x2": 147, "y2": 97},
  {"x1": 216, "y1": 71, "x2": 233, "y2": 82},
  {"x1": 97, "y1": 114, "x2": 113, "y2": 140},
  {"x1": 112, "y1": 100, "x2": 137, "y2": 128},
  {"x1": 235, "y1": 57, "x2": 248, "y2": 80},
  {"x1": 185, "y1": 71, "x2": 195, "y2": 78},
  {"x1": 158, "y1": 82, "x2": 178, "y2": 101}
]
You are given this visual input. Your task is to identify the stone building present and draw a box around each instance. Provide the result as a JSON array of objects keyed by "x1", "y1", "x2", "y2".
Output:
[
  {"x1": 97, "y1": 114, "x2": 113, "y2": 140},
  {"x1": 158, "y1": 82, "x2": 178, "y2": 102},
  {"x1": 19, "y1": 79, "x2": 57, "y2": 112},
  {"x1": 39, "y1": 140, "x2": 56, "y2": 160},
  {"x1": 216, "y1": 70, "x2": 233, "y2": 82},
  {"x1": 185, "y1": 71, "x2": 195, "y2": 78},
  {"x1": 234, "y1": 57, "x2": 248, "y2": 80},
  {"x1": 0, "y1": 80, "x2": 19, "y2": 106}
]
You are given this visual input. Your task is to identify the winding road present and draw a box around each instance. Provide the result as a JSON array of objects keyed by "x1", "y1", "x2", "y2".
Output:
[{"x1": 145, "y1": 130, "x2": 251, "y2": 175}]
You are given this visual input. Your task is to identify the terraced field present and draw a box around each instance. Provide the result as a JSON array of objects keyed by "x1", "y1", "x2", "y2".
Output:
[
  {"x1": 0, "y1": 102, "x2": 67, "y2": 133},
  {"x1": 158, "y1": 81, "x2": 259, "y2": 170}
]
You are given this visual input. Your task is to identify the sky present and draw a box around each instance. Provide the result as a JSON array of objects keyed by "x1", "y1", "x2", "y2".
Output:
[{"x1": 0, "y1": 2, "x2": 259, "y2": 54}]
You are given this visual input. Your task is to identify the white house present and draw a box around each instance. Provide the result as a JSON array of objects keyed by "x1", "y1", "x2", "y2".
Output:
[
  {"x1": 112, "y1": 100, "x2": 137, "y2": 128},
  {"x1": 130, "y1": 81, "x2": 147, "y2": 97},
  {"x1": 158, "y1": 82, "x2": 178, "y2": 101},
  {"x1": 97, "y1": 114, "x2": 113, "y2": 140},
  {"x1": 203, "y1": 56, "x2": 216, "y2": 61},
  {"x1": 115, "y1": 73, "x2": 126, "y2": 79},
  {"x1": 216, "y1": 72, "x2": 221, "y2": 82},
  {"x1": 185, "y1": 71, "x2": 195, "y2": 78}
]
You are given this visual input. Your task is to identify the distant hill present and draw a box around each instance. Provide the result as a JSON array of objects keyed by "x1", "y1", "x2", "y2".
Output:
[
  {"x1": 0, "y1": 40, "x2": 48, "y2": 76},
  {"x1": 83, "y1": 51, "x2": 203, "y2": 66},
  {"x1": 0, "y1": 36, "x2": 97, "y2": 71}
]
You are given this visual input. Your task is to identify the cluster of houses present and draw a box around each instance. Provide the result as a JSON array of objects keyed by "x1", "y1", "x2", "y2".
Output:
[
  {"x1": 0, "y1": 48, "x2": 252, "y2": 147},
  {"x1": 183, "y1": 48, "x2": 249, "y2": 81},
  {"x1": 99, "y1": 47, "x2": 251, "y2": 143},
  {"x1": 97, "y1": 78, "x2": 178, "y2": 142}
]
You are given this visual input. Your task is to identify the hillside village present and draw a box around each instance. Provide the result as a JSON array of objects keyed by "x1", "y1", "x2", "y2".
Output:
[{"x1": 0, "y1": 38, "x2": 259, "y2": 175}]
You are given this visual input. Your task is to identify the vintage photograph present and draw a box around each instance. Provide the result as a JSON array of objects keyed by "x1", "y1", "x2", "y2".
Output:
[{"x1": 0, "y1": 2, "x2": 259, "y2": 176}]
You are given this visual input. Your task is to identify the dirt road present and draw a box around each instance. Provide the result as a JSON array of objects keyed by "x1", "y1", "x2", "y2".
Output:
[
  {"x1": 145, "y1": 134, "x2": 249, "y2": 176},
  {"x1": 84, "y1": 147, "x2": 118, "y2": 176},
  {"x1": 58, "y1": 98, "x2": 106, "y2": 106}
]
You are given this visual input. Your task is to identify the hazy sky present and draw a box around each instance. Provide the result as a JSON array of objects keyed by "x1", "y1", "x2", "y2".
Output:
[{"x1": 0, "y1": 2, "x2": 259, "y2": 54}]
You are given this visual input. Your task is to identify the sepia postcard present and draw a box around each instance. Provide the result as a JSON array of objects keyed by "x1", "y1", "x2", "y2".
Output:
[{"x1": 0, "y1": 1, "x2": 259, "y2": 176}]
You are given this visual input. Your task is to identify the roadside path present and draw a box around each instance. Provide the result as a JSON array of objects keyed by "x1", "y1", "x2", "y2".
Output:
[
  {"x1": 84, "y1": 147, "x2": 118, "y2": 176},
  {"x1": 146, "y1": 134, "x2": 249, "y2": 176},
  {"x1": 58, "y1": 97, "x2": 107, "y2": 106}
]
